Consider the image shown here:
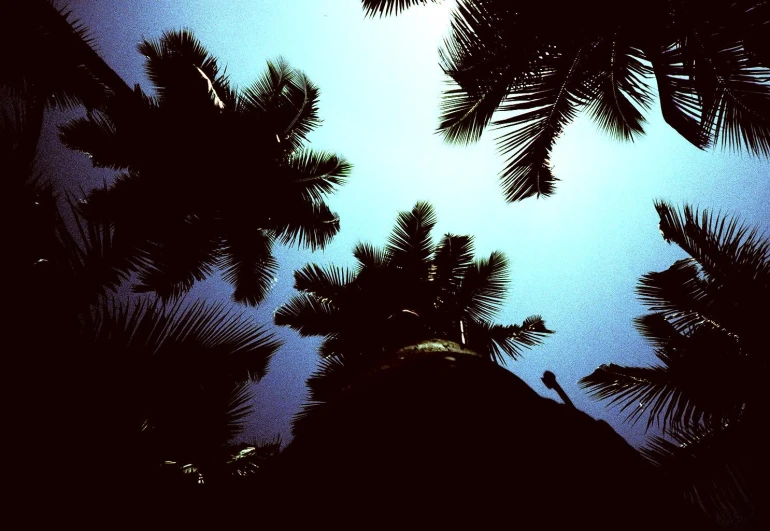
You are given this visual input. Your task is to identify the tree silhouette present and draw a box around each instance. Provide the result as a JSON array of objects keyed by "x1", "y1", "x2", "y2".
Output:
[
  {"x1": 580, "y1": 200, "x2": 769, "y2": 526},
  {"x1": 275, "y1": 201, "x2": 551, "y2": 434},
  {"x1": 59, "y1": 29, "x2": 352, "y2": 305},
  {"x1": 361, "y1": 0, "x2": 770, "y2": 201},
  {"x1": 5, "y1": 73, "x2": 281, "y2": 517}
]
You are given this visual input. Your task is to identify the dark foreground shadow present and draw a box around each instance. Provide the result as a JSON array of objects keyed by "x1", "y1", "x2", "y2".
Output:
[{"x1": 269, "y1": 339, "x2": 717, "y2": 529}]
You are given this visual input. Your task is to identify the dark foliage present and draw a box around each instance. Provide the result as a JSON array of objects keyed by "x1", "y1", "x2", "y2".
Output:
[
  {"x1": 275, "y1": 201, "x2": 551, "y2": 435},
  {"x1": 580, "y1": 201, "x2": 769, "y2": 526},
  {"x1": 363, "y1": 0, "x2": 770, "y2": 201},
  {"x1": 59, "y1": 30, "x2": 351, "y2": 305}
]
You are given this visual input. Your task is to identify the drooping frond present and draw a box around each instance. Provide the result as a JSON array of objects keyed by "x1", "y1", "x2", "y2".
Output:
[
  {"x1": 579, "y1": 323, "x2": 745, "y2": 433},
  {"x1": 293, "y1": 263, "x2": 355, "y2": 304},
  {"x1": 636, "y1": 259, "x2": 719, "y2": 333},
  {"x1": 361, "y1": 0, "x2": 441, "y2": 17},
  {"x1": 693, "y1": 26, "x2": 770, "y2": 156},
  {"x1": 89, "y1": 298, "x2": 281, "y2": 383},
  {"x1": 270, "y1": 199, "x2": 341, "y2": 251},
  {"x1": 647, "y1": 44, "x2": 709, "y2": 149},
  {"x1": 132, "y1": 216, "x2": 221, "y2": 301},
  {"x1": 641, "y1": 424, "x2": 755, "y2": 524},
  {"x1": 493, "y1": 44, "x2": 587, "y2": 201},
  {"x1": 218, "y1": 227, "x2": 278, "y2": 306},
  {"x1": 273, "y1": 293, "x2": 339, "y2": 337},
  {"x1": 438, "y1": 1, "x2": 525, "y2": 145},
  {"x1": 580, "y1": 36, "x2": 652, "y2": 141}
]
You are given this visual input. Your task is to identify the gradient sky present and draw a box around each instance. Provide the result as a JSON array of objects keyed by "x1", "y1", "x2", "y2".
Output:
[{"x1": 46, "y1": 0, "x2": 769, "y2": 447}]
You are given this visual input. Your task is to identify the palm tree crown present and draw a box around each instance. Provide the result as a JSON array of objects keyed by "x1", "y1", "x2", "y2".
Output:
[
  {"x1": 362, "y1": 1, "x2": 770, "y2": 201},
  {"x1": 275, "y1": 201, "x2": 552, "y2": 433},
  {"x1": 580, "y1": 200, "x2": 769, "y2": 525},
  {"x1": 60, "y1": 30, "x2": 352, "y2": 305}
]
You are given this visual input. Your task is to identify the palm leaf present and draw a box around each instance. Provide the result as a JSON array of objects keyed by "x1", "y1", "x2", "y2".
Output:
[
  {"x1": 384, "y1": 201, "x2": 437, "y2": 273},
  {"x1": 283, "y1": 149, "x2": 353, "y2": 202},
  {"x1": 274, "y1": 293, "x2": 340, "y2": 337},
  {"x1": 353, "y1": 242, "x2": 389, "y2": 270},
  {"x1": 641, "y1": 424, "x2": 755, "y2": 524},
  {"x1": 493, "y1": 44, "x2": 587, "y2": 201},
  {"x1": 456, "y1": 250, "x2": 509, "y2": 322},
  {"x1": 270, "y1": 199, "x2": 341, "y2": 251},
  {"x1": 218, "y1": 226, "x2": 278, "y2": 306},
  {"x1": 432, "y1": 234, "x2": 474, "y2": 293},
  {"x1": 655, "y1": 201, "x2": 770, "y2": 286},
  {"x1": 132, "y1": 216, "x2": 222, "y2": 302},
  {"x1": 240, "y1": 58, "x2": 321, "y2": 149},
  {"x1": 293, "y1": 263, "x2": 355, "y2": 304},
  {"x1": 647, "y1": 43, "x2": 710, "y2": 149},
  {"x1": 137, "y1": 29, "x2": 231, "y2": 110},
  {"x1": 361, "y1": 0, "x2": 441, "y2": 17},
  {"x1": 580, "y1": 36, "x2": 652, "y2": 141},
  {"x1": 464, "y1": 315, "x2": 552, "y2": 364}
]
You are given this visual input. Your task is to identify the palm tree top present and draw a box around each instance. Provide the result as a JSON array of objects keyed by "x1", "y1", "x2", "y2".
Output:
[
  {"x1": 58, "y1": 29, "x2": 353, "y2": 306},
  {"x1": 276, "y1": 201, "x2": 552, "y2": 363},
  {"x1": 580, "y1": 200, "x2": 769, "y2": 431},
  {"x1": 361, "y1": 0, "x2": 770, "y2": 202}
]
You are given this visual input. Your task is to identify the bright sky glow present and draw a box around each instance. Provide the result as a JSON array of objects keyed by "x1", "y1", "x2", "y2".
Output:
[{"x1": 51, "y1": 0, "x2": 770, "y2": 447}]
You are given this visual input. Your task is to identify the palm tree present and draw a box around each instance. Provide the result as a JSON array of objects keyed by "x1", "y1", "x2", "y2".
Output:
[
  {"x1": 58, "y1": 29, "x2": 352, "y2": 305},
  {"x1": 361, "y1": 1, "x2": 770, "y2": 201},
  {"x1": 580, "y1": 200, "x2": 769, "y2": 526},
  {"x1": 5, "y1": 89, "x2": 283, "y2": 512},
  {"x1": 275, "y1": 201, "x2": 552, "y2": 434},
  {"x1": 3, "y1": 0, "x2": 131, "y2": 142}
]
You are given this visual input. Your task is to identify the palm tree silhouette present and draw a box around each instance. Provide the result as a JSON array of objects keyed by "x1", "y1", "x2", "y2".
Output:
[
  {"x1": 361, "y1": 1, "x2": 770, "y2": 201},
  {"x1": 580, "y1": 200, "x2": 769, "y2": 526},
  {"x1": 58, "y1": 29, "x2": 352, "y2": 305},
  {"x1": 5, "y1": 87, "x2": 282, "y2": 515},
  {"x1": 275, "y1": 201, "x2": 551, "y2": 434}
]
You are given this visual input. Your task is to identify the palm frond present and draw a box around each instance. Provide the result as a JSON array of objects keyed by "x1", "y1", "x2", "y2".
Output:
[
  {"x1": 270, "y1": 199, "x2": 341, "y2": 251},
  {"x1": 59, "y1": 111, "x2": 130, "y2": 169},
  {"x1": 132, "y1": 216, "x2": 222, "y2": 302},
  {"x1": 641, "y1": 424, "x2": 755, "y2": 524},
  {"x1": 456, "y1": 250, "x2": 509, "y2": 322},
  {"x1": 432, "y1": 234, "x2": 474, "y2": 293},
  {"x1": 384, "y1": 201, "x2": 437, "y2": 273},
  {"x1": 283, "y1": 149, "x2": 353, "y2": 202},
  {"x1": 579, "y1": 334, "x2": 744, "y2": 432},
  {"x1": 353, "y1": 242, "x2": 389, "y2": 270},
  {"x1": 240, "y1": 58, "x2": 321, "y2": 149},
  {"x1": 361, "y1": 0, "x2": 441, "y2": 17},
  {"x1": 3, "y1": 1, "x2": 110, "y2": 110},
  {"x1": 655, "y1": 201, "x2": 770, "y2": 285},
  {"x1": 138, "y1": 29, "x2": 230, "y2": 110},
  {"x1": 293, "y1": 263, "x2": 355, "y2": 304},
  {"x1": 273, "y1": 293, "x2": 339, "y2": 337},
  {"x1": 636, "y1": 259, "x2": 721, "y2": 333},
  {"x1": 647, "y1": 44, "x2": 710, "y2": 149},
  {"x1": 437, "y1": 0, "x2": 536, "y2": 145},
  {"x1": 581, "y1": 37, "x2": 652, "y2": 141},
  {"x1": 464, "y1": 315, "x2": 552, "y2": 364},
  {"x1": 493, "y1": 45, "x2": 587, "y2": 201},
  {"x1": 218, "y1": 227, "x2": 278, "y2": 306}
]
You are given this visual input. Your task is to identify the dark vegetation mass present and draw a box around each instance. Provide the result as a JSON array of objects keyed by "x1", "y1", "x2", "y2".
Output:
[{"x1": 4, "y1": 0, "x2": 768, "y2": 527}]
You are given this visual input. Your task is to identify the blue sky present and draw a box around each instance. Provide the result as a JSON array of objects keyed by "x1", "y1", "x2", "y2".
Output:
[{"x1": 52, "y1": 0, "x2": 770, "y2": 447}]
